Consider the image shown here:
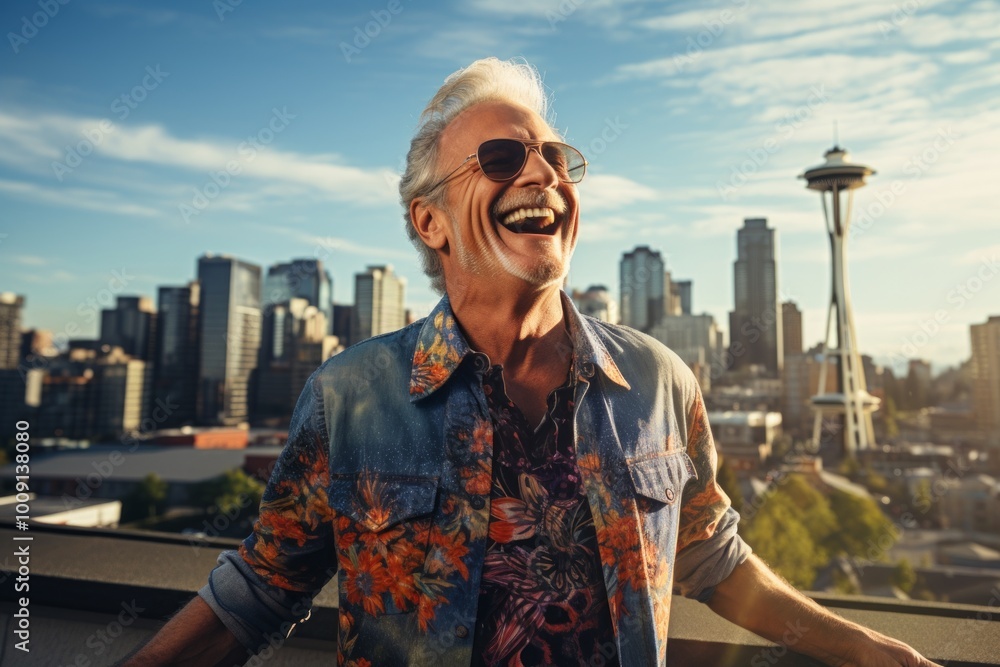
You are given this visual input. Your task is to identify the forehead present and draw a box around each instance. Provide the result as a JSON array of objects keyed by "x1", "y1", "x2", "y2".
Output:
[{"x1": 438, "y1": 101, "x2": 558, "y2": 160}]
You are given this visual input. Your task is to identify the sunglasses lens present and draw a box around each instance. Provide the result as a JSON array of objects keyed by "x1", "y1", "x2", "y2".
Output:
[
  {"x1": 543, "y1": 143, "x2": 587, "y2": 183},
  {"x1": 477, "y1": 139, "x2": 527, "y2": 180},
  {"x1": 477, "y1": 139, "x2": 587, "y2": 183}
]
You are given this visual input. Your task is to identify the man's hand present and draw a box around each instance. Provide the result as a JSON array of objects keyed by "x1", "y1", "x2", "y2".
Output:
[{"x1": 708, "y1": 555, "x2": 942, "y2": 667}]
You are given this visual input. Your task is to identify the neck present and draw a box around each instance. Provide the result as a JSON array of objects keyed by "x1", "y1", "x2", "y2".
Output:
[{"x1": 446, "y1": 280, "x2": 569, "y2": 372}]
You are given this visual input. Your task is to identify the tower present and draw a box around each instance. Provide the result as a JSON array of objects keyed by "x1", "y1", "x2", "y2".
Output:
[
  {"x1": 352, "y1": 265, "x2": 406, "y2": 343},
  {"x1": 800, "y1": 146, "x2": 879, "y2": 459},
  {"x1": 620, "y1": 246, "x2": 668, "y2": 333},
  {"x1": 728, "y1": 218, "x2": 782, "y2": 376}
]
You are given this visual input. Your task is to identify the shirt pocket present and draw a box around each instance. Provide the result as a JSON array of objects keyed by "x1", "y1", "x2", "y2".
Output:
[
  {"x1": 626, "y1": 450, "x2": 696, "y2": 516},
  {"x1": 329, "y1": 473, "x2": 439, "y2": 615}
]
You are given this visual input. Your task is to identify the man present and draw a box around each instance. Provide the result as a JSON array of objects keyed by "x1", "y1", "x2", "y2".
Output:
[{"x1": 126, "y1": 58, "x2": 939, "y2": 666}]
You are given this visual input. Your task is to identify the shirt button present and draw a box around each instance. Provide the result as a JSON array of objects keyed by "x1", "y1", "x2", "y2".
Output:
[
  {"x1": 665, "y1": 488, "x2": 675, "y2": 503},
  {"x1": 581, "y1": 362, "x2": 595, "y2": 378},
  {"x1": 473, "y1": 355, "x2": 488, "y2": 371},
  {"x1": 470, "y1": 496, "x2": 485, "y2": 510},
  {"x1": 455, "y1": 625, "x2": 469, "y2": 639}
]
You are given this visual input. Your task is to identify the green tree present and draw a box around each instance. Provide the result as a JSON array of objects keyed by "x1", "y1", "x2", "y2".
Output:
[
  {"x1": 742, "y1": 475, "x2": 833, "y2": 589},
  {"x1": 716, "y1": 457, "x2": 743, "y2": 514},
  {"x1": 127, "y1": 473, "x2": 168, "y2": 521},
  {"x1": 193, "y1": 469, "x2": 264, "y2": 519},
  {"x1": 825, "y1": 489, "x2": 896, "y2": 561},
  {"x1": 743, "y1": 490, "x2": 827, "y2": 589},
  {"x1": 891, "y1": 558, "x2": 916, "y2": 594}
]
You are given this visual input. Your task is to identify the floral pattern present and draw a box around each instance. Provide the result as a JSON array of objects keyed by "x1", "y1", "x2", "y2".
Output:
[
  {"x1": 220, "y1": 293, "x2": 748, "y2": 667},
  {"x1": 471, "y1": 362, "x2": 616, "y2": 667}
]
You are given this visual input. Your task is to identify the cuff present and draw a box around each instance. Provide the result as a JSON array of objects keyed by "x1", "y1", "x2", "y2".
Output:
[{"x1": 673, "y1": 507, "x2": 752, "y2": 602}]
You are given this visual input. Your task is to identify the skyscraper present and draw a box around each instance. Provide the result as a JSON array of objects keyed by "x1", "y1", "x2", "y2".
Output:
[
  {"x1": 100, "y1": 296, "x2": 156, "y2": 361},
  {"x1": 620, "y1": 246, "x2": 669, "y2": 333},
  {"x1": 672, "y1": 280, "x2": 693, "y2": 316},
  {"x1": 196, "y1": 255, "x2": 261, "y2": 426},
  {"x1": 782, "y1": 301, "x2": 803, "y2": 357},
  {"x1": 971, "y1": 315, "x2": 1000, "y2": 447},
  {"x1": 729, "y1": 218, "x2": 782, "y2": 376},
  {"x1": 153, "y1": 282, "x2": 201, "y2": 428},
  {"x1": 352, "y1": 265, "x2": 406, "y2": 343},
  {"x1": 263, "y1": 259, "x2": 333, "y2": 333},
  {"x1": 0, "y1": 293, "x2": 25, "y2": 370}
]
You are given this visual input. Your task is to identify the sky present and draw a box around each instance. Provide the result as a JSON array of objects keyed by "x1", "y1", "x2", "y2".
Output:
[{"x1": 1, "y1": 0, "x2": 997, "y2": 374}]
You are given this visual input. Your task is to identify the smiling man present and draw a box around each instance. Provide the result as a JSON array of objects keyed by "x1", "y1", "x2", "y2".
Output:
[{"x1": 125, "y1": 58, "x2": 939, "y2": 667}]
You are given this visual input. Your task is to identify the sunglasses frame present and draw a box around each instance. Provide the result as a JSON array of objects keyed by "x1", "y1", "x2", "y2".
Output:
[{"x1": 425, "y1": 138, "x2": 588, "y2": 194}]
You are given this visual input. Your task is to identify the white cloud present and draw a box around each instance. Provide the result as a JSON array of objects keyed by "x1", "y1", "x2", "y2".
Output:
[{"x1": 578, "y1": 173, "x2": 659, "y2": 211}]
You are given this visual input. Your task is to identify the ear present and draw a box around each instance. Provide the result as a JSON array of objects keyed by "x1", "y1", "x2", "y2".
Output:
[{"x1": 410, "y1": 197, "x2": 449, "y2": 251}]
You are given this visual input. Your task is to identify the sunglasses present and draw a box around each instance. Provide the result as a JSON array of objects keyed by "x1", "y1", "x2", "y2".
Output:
[{"x1": 427, "y1": 138, "x2": 588, "y2": 193}]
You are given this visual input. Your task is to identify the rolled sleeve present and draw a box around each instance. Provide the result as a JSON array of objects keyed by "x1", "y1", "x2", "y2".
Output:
[
  {"x1": 673, "y1": 378, "x2": 752, "y2": 601},
  {"x1": 673, "y1": 507, "x2": 751, "y2": 601},
  {"x1": 199, "y1": 370, "x2": 337, "y2": 651},
  {"x1": 199, "y1": 550, "x2": 318, "y2": 652}
]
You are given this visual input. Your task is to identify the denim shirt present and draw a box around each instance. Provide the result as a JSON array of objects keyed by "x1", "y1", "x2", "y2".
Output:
[{"x1": 200, "y1": 293, "x2": 750, "y2": 666}]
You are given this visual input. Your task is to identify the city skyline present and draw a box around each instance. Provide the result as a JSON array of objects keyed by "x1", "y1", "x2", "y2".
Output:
[{"x1": 1, "y1": 0, "x2": 997, "y2": 372}]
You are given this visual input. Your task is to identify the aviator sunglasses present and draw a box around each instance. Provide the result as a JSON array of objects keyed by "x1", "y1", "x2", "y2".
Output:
[{"x1": 427, "y1": 138, "x2": 588, "y2": 193}]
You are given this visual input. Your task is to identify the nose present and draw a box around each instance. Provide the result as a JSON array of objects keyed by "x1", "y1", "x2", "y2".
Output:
[{"x1": 513, "y1": 145, "x2": 559, "y2": 190}]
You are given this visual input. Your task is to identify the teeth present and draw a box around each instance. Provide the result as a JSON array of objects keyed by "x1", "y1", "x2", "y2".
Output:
[{"x1": 501, "y1": 207, "x2": 556, "y2": 226}]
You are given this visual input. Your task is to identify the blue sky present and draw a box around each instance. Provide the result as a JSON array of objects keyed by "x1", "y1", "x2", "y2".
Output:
[{"x1": 1, "y1": 0, "x2": 997, "y2": 372}]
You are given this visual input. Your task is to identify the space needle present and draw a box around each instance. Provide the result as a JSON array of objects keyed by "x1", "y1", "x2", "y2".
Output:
[{"x1": 800, "y1": 145, "x2": 880, "y2": 459}]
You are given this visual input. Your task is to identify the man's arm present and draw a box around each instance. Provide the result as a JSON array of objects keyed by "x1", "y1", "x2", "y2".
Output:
[
  {"x1": 708, "y1": 554, "x2": 942, "y2": 667},
  {"x1": 119, "y1": 596, "x2": 245, "y2": 667}
]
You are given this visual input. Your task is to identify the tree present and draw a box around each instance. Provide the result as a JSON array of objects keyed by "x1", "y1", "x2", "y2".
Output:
[
  {"x1": 192, "y1": 469, "x2": 264, "y2": 520},
  {"x1": 825, "y1": 488, "x2": 896, "y2": 561},
  {"x1": 126, "y1": 473, "x2": 168, "y2": 521},
  {"x1": 743, "y1": 484, "x2": 828, "y2": 589},
  {"x1": 742, "y1": 475, "x2": 834, "y2": 589},
  {"x1": 716, "y1": 456, "x2": 743, "y2": 514},
  {"x1": 882, "y1": 395, "x2": 900, "y2": 440},
  {"x1": 891, "y1": 558, "x2": 916, "y2": 594}
]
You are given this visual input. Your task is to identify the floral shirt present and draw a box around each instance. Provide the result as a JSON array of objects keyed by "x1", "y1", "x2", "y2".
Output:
[
  {"x1": 200, "y1": 293, "x2": 751, "y2": 666},
  {"x1": 472, "y1": 361, "x2": 616, "y2": 667}
]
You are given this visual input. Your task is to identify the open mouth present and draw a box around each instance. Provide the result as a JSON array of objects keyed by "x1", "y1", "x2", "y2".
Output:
[{"x1": 496, "y1": 206, "x2": 561, "y2": 235}]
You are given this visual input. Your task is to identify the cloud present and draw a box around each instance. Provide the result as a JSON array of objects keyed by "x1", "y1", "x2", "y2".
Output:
[{"x1": 578, "y1": 173, "x2": 659, "y2": 211}]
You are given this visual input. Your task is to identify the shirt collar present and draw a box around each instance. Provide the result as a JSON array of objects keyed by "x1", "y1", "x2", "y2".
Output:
[{"x1": 409, "y1": 292, "x2": 630, "y2": 402}]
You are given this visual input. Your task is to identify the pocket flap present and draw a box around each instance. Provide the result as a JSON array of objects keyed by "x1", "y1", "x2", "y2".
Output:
[
  {"x1": 329, "y1": 473, "x2": 438, "y2": 531},
  {"x1": 627, "y1": 451, "x2": 696, "y2": 505}
]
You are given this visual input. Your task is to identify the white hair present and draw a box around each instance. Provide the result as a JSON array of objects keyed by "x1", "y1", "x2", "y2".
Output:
[{"x1": 399, "y1": 57, "x2": 556, "y2": 294}]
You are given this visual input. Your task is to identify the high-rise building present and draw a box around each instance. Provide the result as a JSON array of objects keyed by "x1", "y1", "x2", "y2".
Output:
[
  {"x1": 0, "y1": 293, "x2": 25, "y2": 370},
  {"x1": 672, "y1": 280, "x2": 693, "y2": 316},
  {"x1": 332, "y1": 304, "x2": 355, "y2": 348},
  {"x1": 197, "y1": 255, "x2": 262, "y2": 426},
  {"x1": 971, "y1": 315, "x2": 1000, "y2": 446},
  {"x1": 263, "y1": 259, "x2": 333, "y2": 333},
  {"x1": 649, "y1": 313, "x2": 723, "y2": 392},
  {"x1": 729, "y1": 218, "x2": 782, "y2": 376},
  {"x1": 572, "y1": 285, "x2": 619, "y2": 324},
  {"x1": 153, "y1": 282, "x2": 201, "y2": 428},
  {"x1": 95, "y1": 348, "x2": 152, "y2": 436},
  {"x1": 100, "y1": 296, "x2": 156, "y2": 361},
  {"x1": 620, "y1": 246, "x2": 669, "y2": 333},
  {"x1": 352, "y1": 265, "x2": 406, "y2": 343},
  {"x1": 782, "y1": 348, "x2": 839, "y2": 439},
  {"x1": 782, "y1": 301, "x2": 803, "y2": 357}
]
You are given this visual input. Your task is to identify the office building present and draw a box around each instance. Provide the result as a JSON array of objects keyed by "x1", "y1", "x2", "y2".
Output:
[
  {"x1": 352, "y1": 265, "x2": 406, "y2": 343},
  {"x1": 620, "y1": 246, "x2": 669, "y2": 333},
  {"x1": 196, "y1": 255, "x2": 261, "y2": 426},
  {"x1": 572, "y1": 285, "x2": 619, "y2": 324},
  {"x1": 152, "y1": 282, "x2": 201, "y2": 428},
  {"x1": 971, "y1": 315, "x2": 1000, "y2": 446},
  {"x1": 0, "y1": 293, "x2": 25, "y2": 370},
  {"x1": 100, "y1": 296, "x2": 156, "y2": 361},
  {"x1": 729, "y1": 218, "x2": 782, "y2": 376},
  {"x1": 263, "y1": 259, "x2": 333, "y2": 333},
  {"x1": 782, "y1": 301, "x2": 803, "y2": 357}
]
